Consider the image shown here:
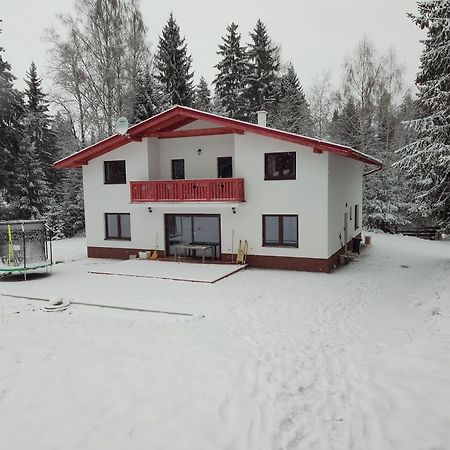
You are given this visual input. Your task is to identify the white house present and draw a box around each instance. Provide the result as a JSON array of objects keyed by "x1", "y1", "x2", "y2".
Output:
[{"x1": 54, "y1": 106, "x2": 382, "y2": 272}]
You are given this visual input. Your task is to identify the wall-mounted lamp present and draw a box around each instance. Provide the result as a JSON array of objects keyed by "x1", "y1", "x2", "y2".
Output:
[
  {"x1": 148, "y1": 206, "x2": 152, "y2": 213},
  {"x1": 197, "y1": 148, "x2": 202, "y2": 155},
  {"x1": 232, "y1": 207, "x2": 236, "y2": 215}
]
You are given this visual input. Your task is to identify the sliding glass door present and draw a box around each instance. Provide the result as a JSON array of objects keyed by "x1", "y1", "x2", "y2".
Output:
[{"x1": 165, "y1": 214, "x2": 221, "y2": 258}]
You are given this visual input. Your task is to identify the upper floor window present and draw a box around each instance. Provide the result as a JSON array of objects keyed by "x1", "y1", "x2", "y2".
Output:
[
  {"x1": 262, "y1": 214, "x2": 298, "y2": 247},
  {"x1": 105, "y1": 213, "x2": 131, "y2": 240},
  {"x1": 218, "y1": 156, "x2": 233, "y2": 178},
  {"x1": 264, "y1": 152, "x2": 296, "y2": 180},
  {"x1": 172, "y1": 159, "x2": 185, "y2": 180},
  {"x1": 104, "y1": 160, "x2": 126, "y2": 184}
]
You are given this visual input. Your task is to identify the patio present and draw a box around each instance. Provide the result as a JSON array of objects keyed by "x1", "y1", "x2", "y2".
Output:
[{"x1": 89, "y1": 259, "x2": 246, "y2": 283}]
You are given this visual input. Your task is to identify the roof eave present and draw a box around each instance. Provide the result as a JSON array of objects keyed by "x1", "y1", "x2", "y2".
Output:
[{"x1": 53, "y1": 105, "x2": 383, "y2": 169}]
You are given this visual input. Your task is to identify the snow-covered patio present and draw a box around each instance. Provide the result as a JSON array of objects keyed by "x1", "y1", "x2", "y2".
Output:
[
  {"x1": 0, "y1": 233, "x2": 449, "y2": 450},
  {"x1": 89, "y1": 258, "x2": 246, "y2": 283}
]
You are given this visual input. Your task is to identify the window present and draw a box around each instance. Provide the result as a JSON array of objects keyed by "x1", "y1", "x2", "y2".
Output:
[
  {"x1": 262, "y1": 215, "x2": 298, "y2": 247},
  {"x1": 354, "y1": 204, "x2": 360, "y2": 230},
  {"x1": 104, "y1": 160, "x2": 126, "y2": 184},
  {"x1": 171, "y1": 159, "x2": 185, "y2": 179},
  {"x1": 218, "y1": 157, "x2": 233, "y2": 178},
  {"x1": 105, "y1": 213, "x2": 131, "y2": 240},
  {"x1": 264, "y1": 152, "x2": 296, "y2": 180}
]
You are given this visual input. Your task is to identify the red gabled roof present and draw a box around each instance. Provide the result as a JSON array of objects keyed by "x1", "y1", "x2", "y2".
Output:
[{"x1": 54, "y1": 105, "x2": 383, "y2": 169}]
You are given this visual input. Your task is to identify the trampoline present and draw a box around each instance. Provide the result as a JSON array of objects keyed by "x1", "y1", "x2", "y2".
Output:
[{"x1": 0, "y1": 220, "x2": 53, "y2": 280}]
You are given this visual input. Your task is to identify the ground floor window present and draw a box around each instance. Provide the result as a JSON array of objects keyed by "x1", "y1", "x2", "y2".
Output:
[
  {"x1": 262, "y1": 215, "x2": 298, "y2": 247},
  {"x1": 354, "y1": 204, "x2": 360, "y2": 229},
  {"x1": 105, "y1": 213, "x2": 131, "y2": 240}
]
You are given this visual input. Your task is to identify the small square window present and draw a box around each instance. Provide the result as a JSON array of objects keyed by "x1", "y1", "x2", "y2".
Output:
[
  {"x1": 262, "y1": 215, "x2": 298, "y2": 247},
  {"x1": 105, "y1": 213, "x2": 131, "y2": 240},
  {"x1": 104, "y1": 160, "x2": 126, "y2": 184},
  {"x1": 264, "y1": 152, "x2": 296, "y2": 180}
]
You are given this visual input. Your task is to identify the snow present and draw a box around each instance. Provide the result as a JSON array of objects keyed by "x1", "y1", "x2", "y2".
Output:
[
  {"x1": 0, "y1": 233, "x2": 449, "y2": 449},
  {"x1": 89, "y1": 259, "x2": 246, "y2": 283}
]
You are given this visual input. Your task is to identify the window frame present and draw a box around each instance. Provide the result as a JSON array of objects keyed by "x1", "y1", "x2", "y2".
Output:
[
  {"x1": 262, "y1": 214, "x2": 299, "y2": 248},
  {"x1": 354, "y1": 204, "x2": 360, "y2": 230},
  {"x1": 104, "y1": 160, "x2": 126, "y2": 185},
  {"x1": 105, "y1": 213, "x2": 131, "y2": 241},
  {"x1": 264, "y1": 152, "x2": 296, "y2": 181},
  {"x1": 171, "y1": 159, "x2": 185, "y2": 180}
]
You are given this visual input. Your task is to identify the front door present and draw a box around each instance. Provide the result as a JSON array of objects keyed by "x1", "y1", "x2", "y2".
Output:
[
  {"x1": 165, "y1": 214, "x2": 221, "y2": 259},
  {"x1": 344, "y1": 212, "x2": 349, "y2": 246}
]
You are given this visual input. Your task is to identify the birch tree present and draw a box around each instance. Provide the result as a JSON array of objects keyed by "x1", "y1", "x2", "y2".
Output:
[{"x1": 47, "y1": 0, "x2": 148, "y2": 140}]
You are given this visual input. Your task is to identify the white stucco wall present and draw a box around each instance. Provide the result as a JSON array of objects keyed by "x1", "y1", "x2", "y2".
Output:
[
  {"x1": 82, "y1": 139, "x2": 149, "y2": 249},
  {"x1": 158, "y1": 134, "x2": 235, "y2": 180},
  {"x1": 177, "y1": 120, "x2": 221, "y2": 130},
  {"x1": 82, "y1": 125, "x2": 364, "y2": 262},
  {"x1": 327, "y1": 153, "x2": 364, "y2": 256},
  {"x1": 231, "y1": 133, "x2": 329, "y2": 259}
]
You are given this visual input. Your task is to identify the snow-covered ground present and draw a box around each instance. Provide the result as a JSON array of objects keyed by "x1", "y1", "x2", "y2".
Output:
[{"x1": 0, "y1": 233, "x2": 449, "y2": 450}]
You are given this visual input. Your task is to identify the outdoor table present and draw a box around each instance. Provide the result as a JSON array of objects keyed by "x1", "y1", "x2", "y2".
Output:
[{"x1": 174, "y1": 244, "x2": 214, "y2": 263}]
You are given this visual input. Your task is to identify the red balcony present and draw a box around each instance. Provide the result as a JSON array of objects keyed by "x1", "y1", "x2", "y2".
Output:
[{"x1": 130, "y1": 178, "x2": 245, "y2": 203}]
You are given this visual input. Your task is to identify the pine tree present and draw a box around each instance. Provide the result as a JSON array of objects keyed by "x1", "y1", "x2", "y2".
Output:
[
  {"x1": 329, "y1": 98, "x2": 360, "y2": 148},
  {"x1": 133, "y1": 65, "x2": 170, "y2": 122},
  {"x1": 45, "y1": 113, "x2": 85, "y2": 237},
  {"x1": 24, "y1": 62, "x2": 59, "y2": 188},
  {"x1": 11, "y1": 132, "x2": 49, "y2": 219},
  {"x1": 213, "y1": 22, "x2": 248, "y2": 120},
  {"x1": 193, "y1": 77, "x2": 212, "y2": 112},
  {"x1": 154, "y1": 13, "x2": 194, "y2": 106},
  {"x1": 397, "y1": 0, "x2": 450, "y2": 229},
  {"x1": 0, "y1": 21, "x2": 24, "y2": 198},
  {"x1": 269, "y1": 63, "x2": 313, "y2": 134},
  {"x1": 245, "y1": 19, "x2": 280, "y2": 117}
]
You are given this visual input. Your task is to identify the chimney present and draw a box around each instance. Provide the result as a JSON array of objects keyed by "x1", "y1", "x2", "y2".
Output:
[{"x1": 256, "y1": 110, "x2": 267, "y2": 127}]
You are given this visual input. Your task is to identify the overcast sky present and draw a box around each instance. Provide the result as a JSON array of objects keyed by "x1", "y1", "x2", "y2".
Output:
[{"x1": 1, "y1": 0, "x2": 424, "y2": 94}]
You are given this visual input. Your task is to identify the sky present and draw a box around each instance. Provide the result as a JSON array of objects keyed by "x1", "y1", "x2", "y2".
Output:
[{"x1": 1, "y1": 0, "x2": 425, "y2": 94}]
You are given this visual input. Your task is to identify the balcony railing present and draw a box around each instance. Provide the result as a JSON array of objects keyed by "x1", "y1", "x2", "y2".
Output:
[{"x1": 130, "y1": 178, "x2": 245, "y2": 203}]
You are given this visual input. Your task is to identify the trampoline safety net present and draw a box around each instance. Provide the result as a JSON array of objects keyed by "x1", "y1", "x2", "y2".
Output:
[{"x1": 0, "y1": 220, "x2": 53, "y2": 273}]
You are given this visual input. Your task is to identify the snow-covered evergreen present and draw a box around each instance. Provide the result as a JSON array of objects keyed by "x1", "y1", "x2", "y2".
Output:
[
  {"x1": 193, "y1": 77, "x2": 212, "y2": 112},
  {"x1": 10, "y1": 132, "x2": 48, "y2": 220},
  {"x1": 133, "y1": 65, "x2": 170, "y2": 122},
  {"x1": 213, "y1": 22, "x2": 248, "y2": 120},
  {"x1": 45, "y1": 113, "x2": 85, "y2": 237},
  {"x1": 268, "y1": 63, "x2": 313, "y2": 135},
  {"x1": 0, "y1": 22, "x2": 23, "y2": 200},
  {"x1": 397, "y1": 0, "x2": 450, "y2": 230},
  {"x1": 154, "y1": 13, "x2": 194, "y2": 107},
  {"x1": 245, "y1": 20, "x2": 280, "y2": 118},
  {"x1": 23, "y1": 62, "x2": 59, "y2": 188}
]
